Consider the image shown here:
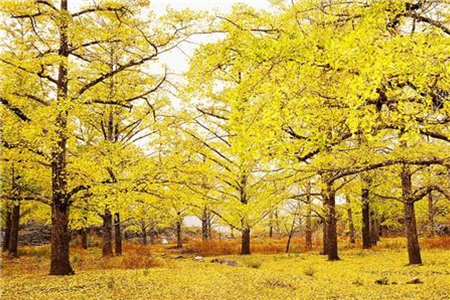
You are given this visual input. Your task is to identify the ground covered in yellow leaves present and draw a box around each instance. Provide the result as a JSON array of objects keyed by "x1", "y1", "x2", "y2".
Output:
[{"x1": 1, "y1": 247, "x2": 449, "y2": 300}]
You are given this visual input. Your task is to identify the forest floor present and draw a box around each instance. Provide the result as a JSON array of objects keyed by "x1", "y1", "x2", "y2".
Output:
[{"x1": 1, "y1": 238, "x2": 449, "y2": 300}]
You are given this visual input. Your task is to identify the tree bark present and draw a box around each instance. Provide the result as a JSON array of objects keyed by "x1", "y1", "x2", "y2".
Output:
[
  {"x1": 361, "y1": 185, "x2": 371, "y2": 249},
  {"x1": 49, "y1": 0, "x2": 74, "y2": 276},
  {"x1": 50, "y1": 201, "x2": 74, "y2": 275},
  {"x1": 102, "y1": 209, "x2": 113, "y2": 256},
  {"x1": 370, "y1": 211, "x2": 378, "y2": 246},
  {"x1": 401, "y1": 165, "x2": 422, "y2": 265},
  {"x1": 81, "y1": 229, "x2": 88, "y2": 249},
  {"x1": 202, "y1": 208, "x2": 209, "y2": 241},
  {"x1": 285, "y1": 215, "x2": 296, "y2": 253},
  {"x1": 269, "y1": 210, "x2": 274, "y2": 238},
  {"x1": 305, "y1": 184, "x2": 313, "y2": 250},
  {"x1": 305, "y1": 207, "x2": 313, "y2": 250},
  {"x1": 324, "y1": 181, "x2": 339, "y2": 261},
  {"x1": 2, "y1": 208, "x2": 12, "y2": 253},
  {"x1": 241, "y1": 228, "x2": 251, "y2": 255},
  {"x1": 346, "y1": 196, "x2": 356, "y2": 244},
  {"x1": 176, "y1": 216, "x2": 182, "y2": 248},
  {"x1": 141, "y1": 222, "x2": 147, "y2": 245},
  {"x1": 428, "y1": 192, "x2": 435, "y2": 238},
  {"x1": 149, "y1": 229, "x2": 155, "y2": 244},
  {"x1": 114, "y1": 213, "x2": 122, "y2": 256},
  {"x1": 207, "y1": 211, "x2": 212, "y2": 238},
  {"x1": 8, "y1": 203, "x2": 20, "y2": 257}
]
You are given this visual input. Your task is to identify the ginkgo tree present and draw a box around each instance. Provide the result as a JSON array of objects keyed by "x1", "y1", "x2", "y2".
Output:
[
  {"x1": 1, "y1": 0, "x2": 450, "y2": 277},
  {"x1": 0, "y1": 0, "x2": 200, "y2": 275},
  {"x1": 185, "y1": 0, "x2": 450, "y2": 263}
]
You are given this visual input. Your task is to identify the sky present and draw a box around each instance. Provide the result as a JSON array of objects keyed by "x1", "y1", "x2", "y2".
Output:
[
  {"x1": 68, "y1": 0, "x2": 273, "y2": 72},
  {"x1": 152, "y1": 0, "x2": 273, "y2": 74}
]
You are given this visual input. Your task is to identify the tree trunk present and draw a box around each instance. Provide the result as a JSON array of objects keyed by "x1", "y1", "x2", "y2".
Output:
[
  {"x1": 149, "y1": 229, "x2": 155, "y2": 244},
  {"x1": 8, "y1": 203, "x2": 20, "y2": 257},
  {"x1": 141, "y1": 222, "x2": 147, "y2": 245},
  {"x1": 274, "y1": 210, "x2": 280, "y2": 236},
  {"x1": 207, "y1": 212, "x2": 212, "y2": 239},
  {"x1": 50, "y1": 201, "x2": 74, "y2": 275},
  {"x1": 370, "y1": 211, "x2": 378, "y2": 246},
  {"x1": 346, "y1": 196, "x2": 356, "y2": 244},
  {"x1": 305, "y1": 185, "x2": 313, "y2": 250},
  {"x1": 102, "y1": 209, "x2": 113, "y2": 256},
  {"x1": 285, "y1": 232, "x2": 293, "y2": 253},
  {"x1": 81, "y1": 229, "x2": 88, "y2": 249},
  {"x1": 202, "y1": 208, "x2": 208, "y2": 241},
  {"x1": 49, "y1": 0, "x2": 74, "y2": 276},
  {"x1": 305, "y1": 211, "x2": 313, "y2": 250},
  {"x1": 241, "y1": 228, "x2": 251, "y2": 255},
  {"x1": 239, "y1": 173, "x2": 250, "y2": 255},
  {"x1": 269, "y1": 210, "x2": 274, "y2": 238},
  {"x1": 114, "y1": 213, "x2": 122, "y2": 256},
  {"x1": 428, "y1": 192, "x2": 435, "y2": 238},
  {"x1": 176, "y1": 219, "x2": 182, "y2": 249},
  {"x1": 285, "y1": 215, "x2": 296, "y2": 253},
  {"x1": 324, "y1": 181, "x2": 339, "y2": 261},
  {"x1": 361, "y1": 185, "x2": 371, "y2": 249},
  {"x1": 401, "y1": 165, "x2": 422, "y2": 265},
  {"x1": 2, "y1": 208, "x2": 12, "y2": 252}
]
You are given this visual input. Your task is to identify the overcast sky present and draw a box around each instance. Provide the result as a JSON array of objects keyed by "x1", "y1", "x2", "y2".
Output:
[
  {"x1": 68, "y1": 0, "x2": 273, "y2": 72},
  {"x1": 154, "y1": 0, "x2": 273, "y2": 71}
]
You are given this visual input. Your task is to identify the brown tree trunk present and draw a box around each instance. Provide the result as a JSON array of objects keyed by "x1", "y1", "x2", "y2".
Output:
[
  {"x1": 202, "y1": 208, "x2": 208, "y2": 241},
  {"x1": 324, "y1": 181, "x2": 339, "y2": 261},
  {"x1": 285, "y1": 232, "x2": 293, "y2": 253},
  {"x1": 428, "y1": 192, "x2": 435, "y2": 238},
  {"x1": 114, "y1": 213, "x2": 122, "y2": 256},
  {"x1": 361, "y1": 186, "x2": 371, "y2": 249},
  {"x1": 2, "y1": 208, "x2": 12, "y2": 252},
  {"x1": 305, "y1": 184, "x2": 313, "y2": 250},
  {"x1": 141, "y1": 222, "x2": 147, "y2": 245},
  {"x1": 346, "y1": 196, "x2": 356, "y2": 244},
  {"x1": 8, "y1": 203, "x2": 20, "y2": 257},
  {"x1": 102, "y1": 209, "x2": 113, "y2": 256},
  {"x1": 149, "y1": 229, "x2": 155, "y2": 244},
  {"x1": 370, "y1": 211, "x2": 378, "y2": 246},
  {"x1": 239, "y1": 173, "x2": 250, "y2": 255},
  {"x1": 49, "y1": 0, "x2": 74, "y2": 276},
  {"x1": 305, "y1": 201, "x2": 312, "y2": 250},
  {"x1": 207, "y1": 212, "x2": 212, "y2": 238},
  {"x1": 50, "y1": 201, "x2": 74, "y2": 275},
  {"x1": 81, "y1": 229, "x2": 88, "y2": 249},
  {"x1": 241, "y1": 228, "x2": 251, "y2": 255},
  {"x1": 285, "y1": 215, "x2": 296, "y2": 253},
  {"x1": 401, "y1": 165, "x2": 422, "y2": 265},
  {"x1": 269, "y1": 210, "x2": 274, "y2": 238},
  {"x1": 176, "y1": 218, "x2": 182, "y2": 249}
]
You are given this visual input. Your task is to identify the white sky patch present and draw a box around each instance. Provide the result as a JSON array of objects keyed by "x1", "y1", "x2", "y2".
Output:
[{"x1": 69, "y1": 0, "x2": 272, "y2": 72}]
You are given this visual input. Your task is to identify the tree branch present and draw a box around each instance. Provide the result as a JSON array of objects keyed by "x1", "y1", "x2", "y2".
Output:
[{"x1": 0, "y1": 97, "x2": 31, "y2": 122}]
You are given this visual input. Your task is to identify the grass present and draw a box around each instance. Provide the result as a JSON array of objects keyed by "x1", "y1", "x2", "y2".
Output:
[{"x1": 1, "y1": 238, "x2": 449, "y2": 300}]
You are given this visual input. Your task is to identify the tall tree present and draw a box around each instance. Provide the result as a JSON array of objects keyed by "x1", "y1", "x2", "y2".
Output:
[{"x1": 1, "y1": 0, "x2": 200, "y2": 275}]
